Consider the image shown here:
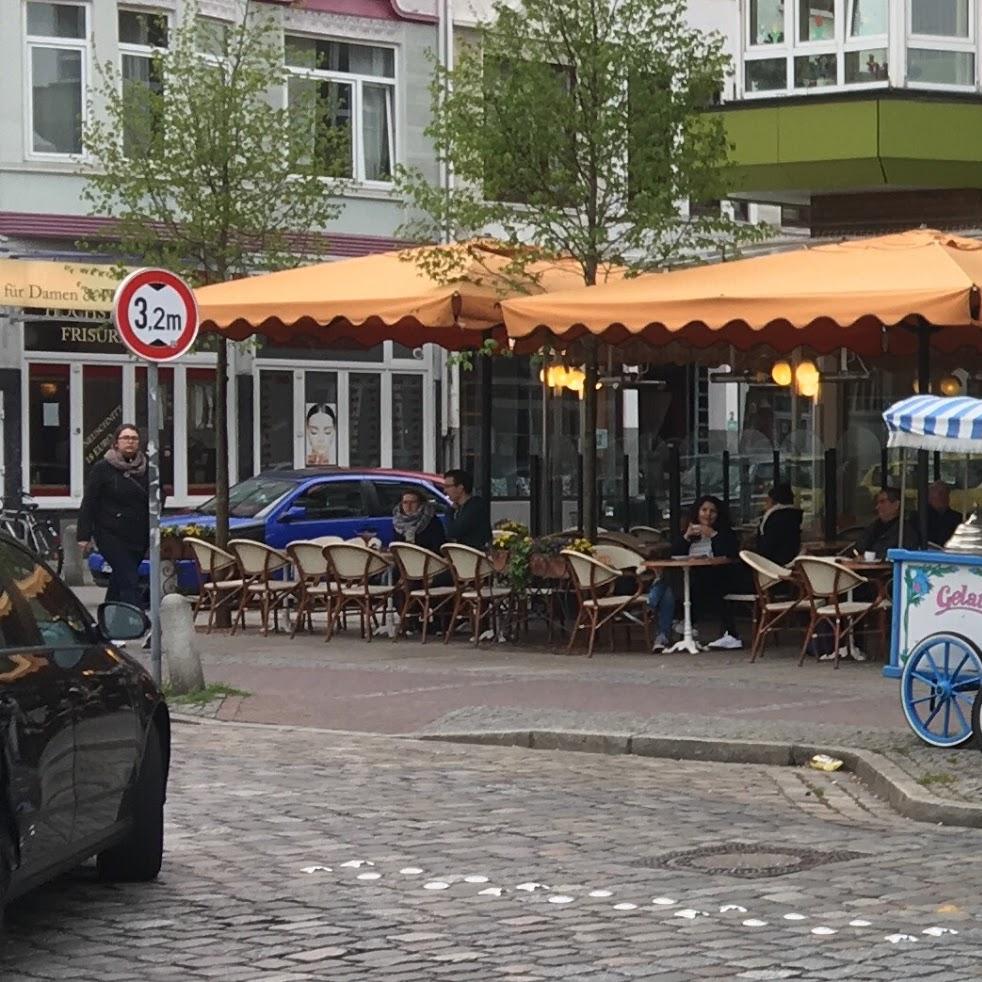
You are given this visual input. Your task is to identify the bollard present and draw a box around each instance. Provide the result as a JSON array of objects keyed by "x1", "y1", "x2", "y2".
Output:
[{"x1": 160, "y1": 593, "x2": 204, "y2": 694}]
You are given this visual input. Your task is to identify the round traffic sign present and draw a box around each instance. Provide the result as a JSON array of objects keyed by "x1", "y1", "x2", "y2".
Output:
[{"x1": 112, "y1": 268, "x2": 199, "y2": 362}]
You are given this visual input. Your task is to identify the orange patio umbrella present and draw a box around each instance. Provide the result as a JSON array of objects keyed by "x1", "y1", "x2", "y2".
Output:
[
  {"x1": 498, "y1": 229, "x2": 982, "y2": 359},
  {"x1": 197, "y1": 240, "x2": 619, "y2": 350}
]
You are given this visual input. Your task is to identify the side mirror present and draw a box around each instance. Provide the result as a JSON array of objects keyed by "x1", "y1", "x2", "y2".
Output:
[
  {"x1": 281, "y1": 505, "x2": 308, "y2": 522},
  {"x1": 98, "y1": 602, "x2": 150, "y2": 641}
]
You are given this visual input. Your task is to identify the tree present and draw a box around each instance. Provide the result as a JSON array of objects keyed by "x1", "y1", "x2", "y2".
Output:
[
  {"x1": 397, "y1": 0, "x2": 759, "y2": 539},
  {"x1": 82, "y1": 0, "x2": 345, "y2": 562}
]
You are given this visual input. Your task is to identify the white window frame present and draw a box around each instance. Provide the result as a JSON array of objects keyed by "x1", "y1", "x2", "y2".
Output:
[
  {"x1": 905, "y1": 0, "x2": 978, "y2": 90},
  {"x1": 23, "y1": 0, "x2": 90, "y2": 160},
  {"x1": 117, "y1": 6, "x2": 171, "y2": 156},
  {"x1": 740, "y1": 0, "x2": 893, "y2": 97},
  {"x1": 284, "y1": 33, "x2": 399, "y2": 187}
]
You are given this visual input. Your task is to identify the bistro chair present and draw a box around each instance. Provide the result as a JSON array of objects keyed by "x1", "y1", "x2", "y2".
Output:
[
  {"x1": 562, "y1": 549, "x2": 651, "y2": 658},
  {"x1": 794, "y1": 556, "x2": 883, "y2": 669},
  {"x1": 183, "y1": 537, "x2": 243, "y2": 634},
  {"x1": 389, "y1": 543, "x2": 456, "y2": 643},
  {"x1": 441, "y1": 543, "x2": 513, "y2": 646},
  {"x1": 322, "y1": 541, "x2": 395, "y2": 642},
  {"x1": 739, "y1": 550, "x2": 808, "y2": 663},
  {"x1": 228, "y1": 539, "x2": 300, "y2": 636},
  {"x1": 286, "y1": 540, "x2": 339, "y2": 638},
  {"x1": 308, "y1": 535, "x2": 345, "y2": 547}
]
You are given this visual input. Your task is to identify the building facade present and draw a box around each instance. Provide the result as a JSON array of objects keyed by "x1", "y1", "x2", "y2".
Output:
[{"x1": 0, "y1": 0, "x2": 447, "y2": 519}]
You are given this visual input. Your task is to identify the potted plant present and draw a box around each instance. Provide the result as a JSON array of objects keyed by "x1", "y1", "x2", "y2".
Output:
[{"x1": 161, "y1": 522, "x2": 215, "y2": 560}]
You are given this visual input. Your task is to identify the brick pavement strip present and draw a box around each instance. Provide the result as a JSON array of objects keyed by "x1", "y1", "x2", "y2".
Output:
[{"x1": 4, "y1": 720, "x2": 982, "y2": 980}]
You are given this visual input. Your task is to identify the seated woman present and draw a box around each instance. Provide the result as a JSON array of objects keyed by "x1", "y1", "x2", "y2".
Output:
[
  {"x1": 648, "y1": 495, "x2": 741, "y2": 652},
  {"x1": 756, "y1": 482, "x2": 802, "y2": 566}
]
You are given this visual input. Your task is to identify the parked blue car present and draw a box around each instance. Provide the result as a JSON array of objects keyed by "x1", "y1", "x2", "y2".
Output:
[{"x1": 88, "y1": 466, "x2": 451, "y2": 591}]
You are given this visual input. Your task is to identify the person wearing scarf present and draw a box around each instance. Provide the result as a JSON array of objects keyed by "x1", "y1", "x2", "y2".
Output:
[
  {"x1": 78, "y1": 423, "x2": 150, "y2": 607},
  {"x1": 392, "y1": 489, "x2": 445, "y2": 554}
]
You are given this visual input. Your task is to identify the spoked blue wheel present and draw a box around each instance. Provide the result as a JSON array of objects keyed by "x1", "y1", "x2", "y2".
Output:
[{"x1": 901, "y1": 632, "x2": 982, "y2": 748}]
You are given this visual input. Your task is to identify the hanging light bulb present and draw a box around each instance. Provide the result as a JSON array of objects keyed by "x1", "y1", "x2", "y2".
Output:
[
  {"x1": 939, "y1": 374, "x2": 961, "y2": 396},
  {"x1": 771, "y1": 360, "x2": 792, "y2": 386},
  {"x1": 795, "y1": 360, "x2": 820, "y2": 398}
]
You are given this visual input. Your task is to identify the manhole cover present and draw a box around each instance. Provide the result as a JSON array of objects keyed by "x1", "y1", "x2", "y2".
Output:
[{"x1": 643, "y1": 843, "x2": 865, "y2": 880}]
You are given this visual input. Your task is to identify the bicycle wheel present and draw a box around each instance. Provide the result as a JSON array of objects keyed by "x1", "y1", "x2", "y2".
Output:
[{"x1": 31, "y1": 521, "x2": 64, "y2": 576}]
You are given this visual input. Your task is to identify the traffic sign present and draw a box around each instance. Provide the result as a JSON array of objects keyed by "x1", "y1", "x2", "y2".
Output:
[{"x1": 112, "y1": 267, "x2": 199, "y2": 362}]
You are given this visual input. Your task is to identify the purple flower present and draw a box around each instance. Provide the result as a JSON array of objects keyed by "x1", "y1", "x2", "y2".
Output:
[{"x1": 911, "y1": 571, "x2": 931, "y2": 596}]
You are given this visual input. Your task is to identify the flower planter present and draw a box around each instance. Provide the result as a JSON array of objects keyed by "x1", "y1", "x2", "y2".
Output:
[
  {"x1": 491, "y1": 548, "x2": 510, "y2": 573},
  {"x1": 160, "y1": 538, "x2": 185, "y2": 562},
  {"x1": 530, "y1": 554, "x2": 567, "y2": 579}
]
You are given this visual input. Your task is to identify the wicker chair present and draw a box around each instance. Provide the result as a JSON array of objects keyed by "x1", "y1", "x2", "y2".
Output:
[
  {"x1": 441, "y1": 543, "x2": 513, "y2": 646},
  {"x1": 322, "y1": 542, "x2": 394, "y2": 642},
  {"x1": 286, "y1": 540, "x2": 339, "y2": 637},
  {"x1": 389, "y1": 543, "x2": 456, "y2": 643},
  {"x1": 563, "y1": 549, "x2": 650, "y2": 657},
  {"x1": 184, "y1": 538, "x2": 243, "y2": 633},
  {"x1": 795, "y1": 556, "x2": 883, "y2": 669},
  {"x1": 228, "y1": 539, "x2": 299, "y2": 636},
  {"x1": 739, "y1": 550, "x2": 808, "y2": 663}
]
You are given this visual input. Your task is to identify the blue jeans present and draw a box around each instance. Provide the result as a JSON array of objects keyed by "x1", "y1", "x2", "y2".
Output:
[{"x1": 647, "y1": 579, "x2": 675, "y2": 638}]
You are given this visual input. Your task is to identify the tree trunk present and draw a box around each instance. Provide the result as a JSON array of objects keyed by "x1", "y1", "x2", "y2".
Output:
[
  {"x1": 213, "y1": 336, "x2": 231, "y2": 628},
  {"x1": 582, "y1": 350, "x2": 599, "y2": 541}
]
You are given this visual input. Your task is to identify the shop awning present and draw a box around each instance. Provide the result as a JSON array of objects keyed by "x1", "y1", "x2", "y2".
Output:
[
  {"x1": 498, "y1": 229, "x2": 982, "y2": 359},
  {"x1": 197, "y1": 241, "x2": 620, "y2": 350},
  {"x1": 884, "y1": 395, "x2": 982, "y2": 454}
]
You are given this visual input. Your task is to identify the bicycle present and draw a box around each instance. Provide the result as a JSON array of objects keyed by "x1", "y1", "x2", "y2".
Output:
[{"x1": 0, "y1": 492, "x2": 64, "y2": 576}]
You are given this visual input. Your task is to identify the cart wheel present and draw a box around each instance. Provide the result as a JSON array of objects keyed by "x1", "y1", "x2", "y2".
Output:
[
  {"x1": 901, "y1": 632, "x2": 982, "y2": 749},
  {"x1": 972, "y1": 689, "x2": 982, "y2": 752}
]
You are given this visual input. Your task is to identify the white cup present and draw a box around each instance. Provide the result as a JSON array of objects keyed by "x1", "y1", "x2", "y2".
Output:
[{"x1": 863, "y1": 551, "x2": 877, "y2": 562}]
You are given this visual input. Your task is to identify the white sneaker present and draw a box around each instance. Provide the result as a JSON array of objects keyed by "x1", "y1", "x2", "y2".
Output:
[
  {"x1": 708, "y1": 632, "x2": 743, "y2": 650},
  {"x1": 838, "y1": 645, "x2": 867, "y2": 662},
  {"x1": 817, "y1": 651, "x2": 836, "y2": 661}
]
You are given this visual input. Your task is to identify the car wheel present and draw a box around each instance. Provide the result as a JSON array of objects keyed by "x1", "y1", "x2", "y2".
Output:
[{"x1": 97, "y1": 723, "x2": 164, "y2": 882}]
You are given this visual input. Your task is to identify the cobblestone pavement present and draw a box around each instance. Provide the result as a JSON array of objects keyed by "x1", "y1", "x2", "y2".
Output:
[{"x1": 4, "y1": 719, "x2": 982, "y2": 981}]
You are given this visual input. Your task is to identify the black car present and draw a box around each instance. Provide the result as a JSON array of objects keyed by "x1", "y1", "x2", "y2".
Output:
[{"x1": 0, "y1": 534, "x2": 169, "y2": 911}]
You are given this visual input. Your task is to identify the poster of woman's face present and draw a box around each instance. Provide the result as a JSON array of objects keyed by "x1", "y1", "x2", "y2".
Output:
[{"x1": 305, "y1": 403, "x2": 337, "y2": 466}]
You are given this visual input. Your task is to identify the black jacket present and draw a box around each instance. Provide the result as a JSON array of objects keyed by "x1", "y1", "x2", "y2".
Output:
[
  {"x1": 78, "y1": 458, "x2": 150, "y2": 553},
  {"x1": 447, "y1": 495, "x2": 492, "y2": 551},
  {"x1": 756, "y1": 505, "x2": 803, "y2": 567},
  {"x1": 855, "y1": 516, "x2": 922, "y2": 559},
  {"x1": 927, "y1": 507, "x2": 962, "y2": 547},
  {"x1": 393, "y1": 515, "x2": 446, "y2": 555}
]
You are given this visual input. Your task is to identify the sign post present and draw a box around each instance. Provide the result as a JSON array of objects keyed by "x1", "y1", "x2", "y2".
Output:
[{"x1": 112, "y1": 269, "x2": 199, "y2": 684}]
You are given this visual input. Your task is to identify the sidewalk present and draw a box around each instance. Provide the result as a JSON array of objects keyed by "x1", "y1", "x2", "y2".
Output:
[{"x1": 77, "y1": 585, "x2": 982, "y2": 809}]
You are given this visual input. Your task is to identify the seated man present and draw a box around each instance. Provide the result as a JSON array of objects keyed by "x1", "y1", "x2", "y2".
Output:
[
  {"x1": 854, "y1": 487, "x2": 922, "y2": 559},
  {"x1": 927, "y1": 481, "x2": 962, "y2": 548},
  {"x1": 756, "y1": 482, "x2": 802, "y2": 567}
]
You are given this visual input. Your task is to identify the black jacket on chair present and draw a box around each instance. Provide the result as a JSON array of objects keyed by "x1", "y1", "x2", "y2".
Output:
[
  {"x1": 756, "y1": 505, "x2": 803, "y2": 567},
  {"x1": 78, "y1": 459, "x2": 150, "y2": 554}
]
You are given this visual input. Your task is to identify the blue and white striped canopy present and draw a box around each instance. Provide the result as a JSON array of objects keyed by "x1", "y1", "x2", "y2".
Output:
[{"x1": 884, "y1": 395, "x2": 982, "y2": 453}]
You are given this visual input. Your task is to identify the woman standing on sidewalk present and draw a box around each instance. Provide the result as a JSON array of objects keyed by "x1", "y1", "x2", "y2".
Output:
[{"x1": 77, "y1": 423, "x2": 149, "y2": 607}]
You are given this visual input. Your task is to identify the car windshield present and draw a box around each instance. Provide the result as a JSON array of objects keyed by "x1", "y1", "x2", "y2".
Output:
[{"x1": 197, "y1": 477, "x2": 297, "y2": 518}]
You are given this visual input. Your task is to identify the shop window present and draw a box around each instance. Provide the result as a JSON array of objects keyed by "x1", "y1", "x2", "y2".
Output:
[
  {"x1": 285, "y1": 35, "x2": 395, "y2": 182},
  {"x1": 26, "y1": 1, "x2": 87, "y2": 155},
  {"x1": 391, "y1": 374, "x2": 423, "y2": 470},
  {"x1": 304, "y1": 372, "x2": 338, "y2": 466},
  {"x1": 135, "y1": 367, "x2": 175, "y2": 495},
  {"x1": 82, "y1": 366, "x2": 123, "y2": 474},
  {"x1": 28, "y1": 364, "x2": 71, "y2": 496},
  {"x1": 187, "y1": 369, "x2": 217, "y2": 495},
  {"x1": 259, "y1": 371, "x2": 294, "y2": 471},
  {"x1": 119, "y1": 8, "x2": 169, "y2": 157},
  {"x1": 348, "y1": 374, "x2": 381, "y2": 468}
]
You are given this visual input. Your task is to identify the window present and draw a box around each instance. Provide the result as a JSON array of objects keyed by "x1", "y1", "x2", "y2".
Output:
[
  {"x1": 391, "y1": 374, "x2": 423, "y2": 470},
  {"x1": 259, "y1": 370, "x2": 293, "y2": 471},
  {"x1": 196, "y1": 16, "x2": 229, "y2": 58},
  {"x1": 742, "y1": 0, "x2": 890, "y2": 94},
  {"x1": 285, "y1": 35, "x2": 395, "y2": 182},
  {"x1": 374, "y1": 481, "x2": 447, "y2": 517},
  {"x1": 907, "y1": 0, "x2": 975, "y2": 87},
  {"x1": 293, "y1": 481, "x2": 364, "y2": 519},
  {"x1": 119, "y1": 8, "x2": 168, "y2": 157},
  {"x1": 26, "y1": 1, "x2": 87, "y2": 155},
  {"x1": 348, "y1": 373, "x2": 381, "y2": 467},
  {"x1": 29, "y1": 364, "x2": 71, "y2": 495},
  {"x1": 187, "y1": 369, "x2": 217, "y2": 494}
]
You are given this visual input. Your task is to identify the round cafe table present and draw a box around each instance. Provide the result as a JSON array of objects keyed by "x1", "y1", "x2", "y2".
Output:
[{"x1": 643, "y1": 556, "x2": 735, "y2": 654}]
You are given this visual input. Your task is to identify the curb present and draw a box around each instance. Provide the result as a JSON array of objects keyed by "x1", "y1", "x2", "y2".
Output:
[{"x1": 416, "y1": 729, "x2": 982, "y2": 829}]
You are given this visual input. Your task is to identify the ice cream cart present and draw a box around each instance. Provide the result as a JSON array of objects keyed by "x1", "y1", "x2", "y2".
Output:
[{"x1": 883, "y1": 395, "x2": 982, "y2": 748}]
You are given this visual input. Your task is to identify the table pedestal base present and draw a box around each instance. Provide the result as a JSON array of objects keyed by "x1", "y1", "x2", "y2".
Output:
[{"x1": 666, "y1": 637, "x2": 702, "y2": 654}]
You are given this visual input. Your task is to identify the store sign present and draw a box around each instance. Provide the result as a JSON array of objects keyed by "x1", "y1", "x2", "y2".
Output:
[
  {"x1": 24, "y1": 320, "x2": 125, "y2": 354},
  {"x1": 0, "y1": 259, "x2": 127, "y2": 311}
]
